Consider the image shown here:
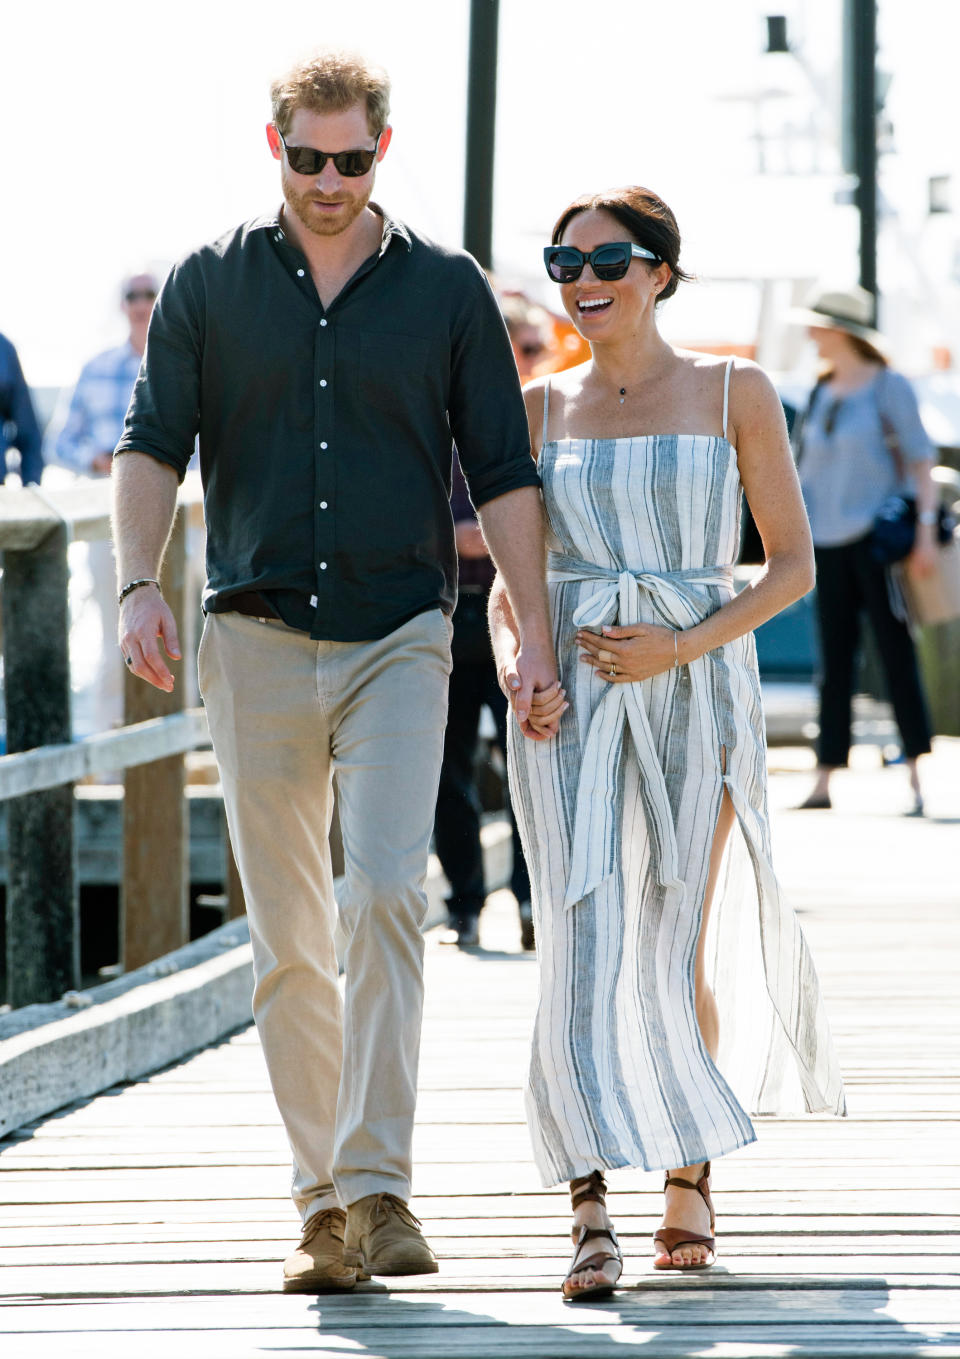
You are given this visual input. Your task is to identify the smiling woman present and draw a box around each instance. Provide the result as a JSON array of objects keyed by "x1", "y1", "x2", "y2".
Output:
[{"x1": 488, "y1": 183, "x2": 846, "y2": 1303}]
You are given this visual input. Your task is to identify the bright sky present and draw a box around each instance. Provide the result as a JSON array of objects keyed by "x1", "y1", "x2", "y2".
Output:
[{"x1": 3, "y1": 0, "x2": 957, "y2": 386}]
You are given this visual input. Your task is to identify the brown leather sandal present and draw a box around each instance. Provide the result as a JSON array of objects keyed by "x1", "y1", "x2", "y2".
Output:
[
  {"x1": 562, "y1": 1170, "x2": 623, "y2": 1302},
  {"x1": 653, "y1": 1161, "x2": 716, "y2": 1270}
]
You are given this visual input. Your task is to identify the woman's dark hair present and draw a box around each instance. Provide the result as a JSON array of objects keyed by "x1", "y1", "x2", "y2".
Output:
[{"x1": 551, "y1": 186, "x2": 692, "y2": 302}]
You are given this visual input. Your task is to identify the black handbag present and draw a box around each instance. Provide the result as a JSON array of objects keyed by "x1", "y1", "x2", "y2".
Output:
[{"x1": 868, "y1": 378, "x2": 954, "y2": 565}]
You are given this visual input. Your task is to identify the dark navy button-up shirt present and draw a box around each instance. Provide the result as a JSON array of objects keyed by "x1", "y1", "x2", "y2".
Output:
[{"x1": 116, "y1": 206, "x2": 537, "y2": 642}]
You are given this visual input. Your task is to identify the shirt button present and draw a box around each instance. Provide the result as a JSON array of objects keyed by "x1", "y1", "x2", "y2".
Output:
[
  {"x1": 297, "y1": 268, "x2": 305, "y2": 278},
  {"x1": 320, "y1": 441, "x2": 328, "y2": 450},
  {"x1": 320, "y1": 379, "x2": 328, "y2": 388},
  {"x1": 320, "y1": 501, "x2": 328, "y2": 509},
  {"x1": 320, "y1": 319, "x2": 328, "y2": 327},
  {"x1": 320, "y1": 562, "x2": 328, "y2": 570}
]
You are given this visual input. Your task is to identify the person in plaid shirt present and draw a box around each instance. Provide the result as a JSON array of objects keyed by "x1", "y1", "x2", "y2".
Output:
[{"x1": 46, "y1": 271, "x2": 159, "y2": 733}]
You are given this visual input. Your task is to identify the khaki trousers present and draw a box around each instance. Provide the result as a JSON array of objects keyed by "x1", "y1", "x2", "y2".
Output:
[{"x1": 198, "y1": 608, "x2": 452, "y2": 1218}]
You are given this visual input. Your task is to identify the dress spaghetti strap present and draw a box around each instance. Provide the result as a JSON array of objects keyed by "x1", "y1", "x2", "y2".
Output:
[
  {"x1": 721, "y1": 356, "x2": 734, "y2": 442},
  {"x1": 541, "y1": 380, "x2": 552, "y2": 453}
]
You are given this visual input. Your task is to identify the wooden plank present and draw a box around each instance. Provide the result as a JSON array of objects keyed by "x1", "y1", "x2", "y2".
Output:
[
  {"x1": 0, "y1": 711, "x2": 209, "y2": 800},
  {"x1": 0, "y1": 746, "x2": 959, "y2": 1358},
  {"x1": 2, "y1": 518, "x2": 78, "y2": 1004},
  {"x1": 122, "y1": 510, "x2": 188, "y2": 970}
]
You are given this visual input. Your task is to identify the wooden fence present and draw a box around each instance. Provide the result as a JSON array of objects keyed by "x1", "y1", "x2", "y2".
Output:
[{"x1": 0, "y1": 474, "x2": 242, "y2": 1009}]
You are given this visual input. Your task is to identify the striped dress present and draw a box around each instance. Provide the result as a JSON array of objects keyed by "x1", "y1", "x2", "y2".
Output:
[{"x1": 508, "y1": 360, "x2": 846, "y2": 1187}]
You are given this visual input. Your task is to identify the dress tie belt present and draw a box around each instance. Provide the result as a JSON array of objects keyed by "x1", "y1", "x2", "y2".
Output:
[{"x1": 547, "y1": 553, "x2": 735, "y2": 910}]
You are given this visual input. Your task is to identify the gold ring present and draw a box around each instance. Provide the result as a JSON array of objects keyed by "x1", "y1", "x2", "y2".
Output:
[{"x1": 609, "y1": 664, "x2": 617, "y2": 677}]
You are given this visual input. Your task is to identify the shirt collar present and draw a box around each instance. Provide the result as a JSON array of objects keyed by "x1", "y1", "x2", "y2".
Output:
[{"x1": 253, "y1": 204, "x2": 413, "y2": 255}]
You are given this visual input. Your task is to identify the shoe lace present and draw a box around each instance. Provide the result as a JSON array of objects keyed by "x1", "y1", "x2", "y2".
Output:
[
  {"x1": 302, "y1": 1207, "x2": 345, "y2": 1244},
  {"x1": 372, "y1": 1193, "x2": 423, "y2": 1230}
]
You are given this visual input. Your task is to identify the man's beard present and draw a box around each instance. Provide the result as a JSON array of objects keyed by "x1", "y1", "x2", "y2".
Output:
[{"x1": 283, "y1": 173, "x2": 371, "y2": 238}]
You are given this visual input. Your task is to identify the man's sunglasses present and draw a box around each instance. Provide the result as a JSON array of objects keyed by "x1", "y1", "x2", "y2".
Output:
[
  {"x1": 124, "y1": 290, "x2": 157, "y2": 304},
  {"x1": 543, "y1": 241, "x2": 661, "y2": 283},
  {"x1": 277, "y1": 129, "x2": 381, "y2": 178}
]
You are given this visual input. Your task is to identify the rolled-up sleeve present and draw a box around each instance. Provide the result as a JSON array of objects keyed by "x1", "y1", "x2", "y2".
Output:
[
  {"x1": 447, "y1": 263, "x2": 540, "y2": 508},
  {"x1": 115, "y1": 260, "x2": 202, "y2": 480}
]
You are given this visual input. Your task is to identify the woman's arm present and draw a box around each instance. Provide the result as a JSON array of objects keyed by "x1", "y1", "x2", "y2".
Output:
[{"x1": 578, "y1": 362, "x2": 815, "y2": 682}]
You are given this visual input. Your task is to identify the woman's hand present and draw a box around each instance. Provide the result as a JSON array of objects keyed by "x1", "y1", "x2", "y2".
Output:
[
  {"x1": 527, "y1": 681, "x2": 568, "y2": 735},
  {"x1": 576, "y1": 623, "x2": 682, "y2": 683},
  {"x1": 906, "y1": 525, "x2": 938, "y2": 580}
]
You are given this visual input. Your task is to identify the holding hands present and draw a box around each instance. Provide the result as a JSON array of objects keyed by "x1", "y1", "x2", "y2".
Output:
[{"x1": 577, "y1": 622, "x2": 684, "y2": 684}]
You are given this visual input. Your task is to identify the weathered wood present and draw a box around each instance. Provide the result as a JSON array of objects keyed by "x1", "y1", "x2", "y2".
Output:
[
  {"x1": 2, "y1": 520, "x2": 78, "y2": 1004},
  {"x1": 122, "y1": 510, "x2": 188, "y2": 971},
  {"x1": 0, "y1": 474, "x2": 204, "y2": 551},
  {"x1": 0, "y1": 709, "x2": 209, "y2": 800},
  {"x1": 1, "y1": 749, "x2": 959, "y2": 1356}
]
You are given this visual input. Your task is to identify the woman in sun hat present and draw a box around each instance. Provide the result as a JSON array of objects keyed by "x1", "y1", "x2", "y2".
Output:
[
  {"x1": 487, "y1": 186, "x2": 846, "y2": 1301},
  {"x1": 790, "y1": 284, "x2": 938, "y2": 814}
]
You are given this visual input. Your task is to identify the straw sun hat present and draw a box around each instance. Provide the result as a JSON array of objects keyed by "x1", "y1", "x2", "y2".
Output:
[{"x1": 788, "y1": 284, "x2": 887, "y2": 351}]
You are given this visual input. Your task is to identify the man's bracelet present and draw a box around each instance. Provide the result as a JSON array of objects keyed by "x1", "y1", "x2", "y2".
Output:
[{"x1": 118, "y1": 578, "x2": 161, "y2": 606}]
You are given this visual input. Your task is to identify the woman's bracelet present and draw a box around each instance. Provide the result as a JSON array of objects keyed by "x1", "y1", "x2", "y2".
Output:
[
  {"x1": 673, "y1": 630, "x2": 680, "y2": 669},
  {"x1": 118, "y1": 577, "x2": 161, "y2": 606}
]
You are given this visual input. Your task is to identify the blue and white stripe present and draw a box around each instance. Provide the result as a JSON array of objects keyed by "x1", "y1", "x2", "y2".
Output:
[{"x1": 509, "y1": 393, "x2": 846, "y2": 1187}]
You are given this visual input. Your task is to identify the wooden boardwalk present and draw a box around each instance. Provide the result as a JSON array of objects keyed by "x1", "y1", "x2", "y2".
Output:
[{"x1": 2, "y1": 741, "x2": 959, "y2": 1357}]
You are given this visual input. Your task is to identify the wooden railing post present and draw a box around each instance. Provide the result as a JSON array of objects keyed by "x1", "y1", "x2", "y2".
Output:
[
  {"x1": 2, "y1": 521, "x2": 79, "y2": 1005},
  {"x1": 121, "y1": 509, "x2": 189, "y2": 970}
]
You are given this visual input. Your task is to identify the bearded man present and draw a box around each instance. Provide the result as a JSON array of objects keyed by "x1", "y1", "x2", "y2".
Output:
[{"x1": 112, "y1": 50, "x2": 558, "y2": 1292}]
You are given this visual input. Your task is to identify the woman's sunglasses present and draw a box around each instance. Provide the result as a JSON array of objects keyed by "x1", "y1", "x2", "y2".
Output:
[
  {"x1": 543, "y1": 241, "x2": 661, "y2": 284},
  {"x1": 277, "y1": 130, "x2": 381, "y2": 178}
]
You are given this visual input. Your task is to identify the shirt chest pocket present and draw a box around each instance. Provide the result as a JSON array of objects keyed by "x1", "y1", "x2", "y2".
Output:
[{"x1": 356, "y1": 332, "x2": 444, "y2": 416}]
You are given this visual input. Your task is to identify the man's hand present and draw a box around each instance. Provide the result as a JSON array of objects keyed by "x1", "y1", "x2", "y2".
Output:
[{"x1": 119, "y1": 586, "x2": 182, "y2": 692}]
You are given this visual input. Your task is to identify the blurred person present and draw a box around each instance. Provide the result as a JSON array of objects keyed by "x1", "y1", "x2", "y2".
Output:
[
  {"x1": 434, "y1": 296, "x2": 553, "y2": 950},
  {"x1": 490, "y1": 187, "x2": 845, "y2": 1300},
  {"x1": 500, "y1": 293, "x2": 552, "y2": 377},
  {"x1": 791, "y1": 286, "x2": 937, "y2": 815},
  {"x1": 112, "y1": 50, "x2": 557, "y2": 1293},
  {"x1": 45, "y1": 271, "x2": 159, "y2": 734},
  {"x1": 0, "y1": 331, "x2": 43, "y2": 485}
]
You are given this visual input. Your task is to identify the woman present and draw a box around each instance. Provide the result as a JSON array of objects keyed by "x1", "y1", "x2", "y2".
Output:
[
  {"x1": 791, "y1": 286, "x2": 937, "y2": 814},
  {"x1": 488, "y1": 187, "x2": 846, "y2": 1301}
]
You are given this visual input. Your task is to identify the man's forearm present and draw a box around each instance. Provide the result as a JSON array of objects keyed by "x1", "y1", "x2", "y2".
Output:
[
  {"x1": 477, "y1": 487, "x2": 551, "y2": 647},
  {"x1": 112, "y1": 451, "x2": 180, "y2": 589}
]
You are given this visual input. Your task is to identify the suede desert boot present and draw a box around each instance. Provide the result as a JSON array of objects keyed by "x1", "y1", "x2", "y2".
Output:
[
  {"x1": 344, "y1": 1193, "x2": 439, "y2": 1275},
  {"x1": 282, "y1": 1207, "x2": 361, "y2": 1292}
]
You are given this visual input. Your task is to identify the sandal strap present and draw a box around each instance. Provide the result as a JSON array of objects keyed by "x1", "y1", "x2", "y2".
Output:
[
  {"x1": 570, "y1": 1169, "x2": 607, "y2": 1209},
  {"x1": 566, "y1": 1224, "x2": 622, "y2": 1281},
  {"x1": 653, "y1": 1227, "x2": 716, "y2": 1256},
  {"x1": 662, "y1": 1162, "x2": 714, "y2": 1229}
]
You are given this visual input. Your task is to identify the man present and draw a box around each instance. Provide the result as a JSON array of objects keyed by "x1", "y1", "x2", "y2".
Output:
[
  {"x1": 46, "y1": 272, "x2": 159, "y2": 734},
  {"x1": 112, "y1": 51, "x2": 557, "y2": 1292},
  {"x1": 0, "y1": 331, "x2": 43, "y2": 485},
  {"x1": 434, "y1": 295, "x2": 553, "y2": 950}
]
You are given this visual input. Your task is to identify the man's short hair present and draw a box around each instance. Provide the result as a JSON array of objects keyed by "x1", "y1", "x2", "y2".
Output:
[{"x1": 271, "y1": 50, "x2": 391, "y2": 138}]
